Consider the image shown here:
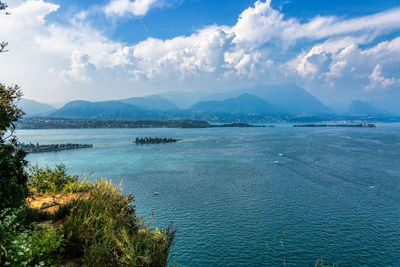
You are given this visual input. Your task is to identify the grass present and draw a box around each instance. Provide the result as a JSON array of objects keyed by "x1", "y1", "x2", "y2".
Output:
[{"x1": 59, "y1": 179, "x2": 175, "y2": 266}]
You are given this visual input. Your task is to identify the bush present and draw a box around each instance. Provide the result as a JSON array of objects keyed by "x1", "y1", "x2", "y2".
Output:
[
  {"x1": 0, "y1": 206, "x2": 65, "y2": 266},
  {"x1": 61, "y1": 177, "x2": 92, "y2": 193},
  {"x1": 59, "y1": 179, "x2": 175, "y2": 266},
  {"x1": 28, "y1": 164, "x2": 87, "y2": 194},
  {"x1": 30, "y1": 224, "x2": 65, "y2": 266}
]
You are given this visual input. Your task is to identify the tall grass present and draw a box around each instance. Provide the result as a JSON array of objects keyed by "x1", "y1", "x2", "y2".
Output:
[{"x1": 58, "y1": 179, "x2": 175, "y2": 266}]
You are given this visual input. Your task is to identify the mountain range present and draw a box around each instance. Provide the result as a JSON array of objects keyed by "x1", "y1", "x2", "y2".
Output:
[
  {"x1": 21, "y1": 84, "x2": 397, "y2": 122},
  {"x1": 347, "y1": 100, "x2": 389, "y2": 115},
  {"x1": 200, "y1": 83, "x2": 334, "y2": 115},
  {"x1": 19, "y1": 99, "x2": 56, "y2": 116}
]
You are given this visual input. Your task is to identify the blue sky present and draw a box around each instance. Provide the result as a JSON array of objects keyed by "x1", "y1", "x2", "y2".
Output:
[
  {"x1": 39, "y1": 0, "x2": 400, "y2": 44},
  {"x1": 2, "y1": 0, "x2": 400, "y2": 111}
]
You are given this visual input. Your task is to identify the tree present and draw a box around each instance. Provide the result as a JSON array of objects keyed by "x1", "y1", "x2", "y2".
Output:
[
  {"x1": 0, "y1": 84, "x2": 28, "y2": 209},
  {"x1": 0, "y1": 1, "x2": 9, "y2": 53},
  {"x1": 0, "y1": 1, "x2": 28, "y2": 209}
]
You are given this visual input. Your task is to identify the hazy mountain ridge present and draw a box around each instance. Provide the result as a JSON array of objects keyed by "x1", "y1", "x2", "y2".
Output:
[
  {"x1": 19, "y1": 98, "x2": 56, "y2": 116},
  {"x1": 201, "y1": 83, "x2": 334, "y2": 115},
  {"x1": 347, "y1": 100, "x2": 389, "y2": 115},
  {"x1": 50, "y1": 100, "x2": 148, "y2": 120},
  {"x1": 43, "y1": 84, "x2": 399, "y2": 122},
  {"x1": 120, "y1": 95, "x2": 178, "y2": 110},
  {"x1": 190, "y1": 93, "x2": 280, "y2": 115}
]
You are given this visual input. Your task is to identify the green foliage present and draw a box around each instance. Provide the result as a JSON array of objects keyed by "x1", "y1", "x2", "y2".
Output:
[
  {"x1": 61, "y1": 177, "x2": 92, "y2": 193},
  {"x1": 30, "y1": 224, "x2": 65, "y2": 266},
  {"x1": 0, "y1": 83, "x2": 28, "y2": 209},
  {"x1": 0, "y1": 206, "x2": 65, "y2": 266},
  {"x1": 0, "y1": 1, "x2": 7, "y2": 11},
  {"x1": 59, "y1": 179, "x2": 175, "y2": 266},
  {"x1": 0, "y1": 2, "x2": 9, "y2": 53},
  {"x1": 28, "y1": 164, "x2": 91, "y2": 194}
]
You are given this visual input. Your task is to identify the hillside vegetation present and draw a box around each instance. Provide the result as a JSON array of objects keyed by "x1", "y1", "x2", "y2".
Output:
[{"x1": 1, "y1": 165, "x2": 176, "y2": 266}]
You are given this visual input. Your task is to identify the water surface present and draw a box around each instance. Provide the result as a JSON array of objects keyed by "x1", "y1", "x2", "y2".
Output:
[{"x1": 17, "y1": 124, "x2": 400, "y2": 266}]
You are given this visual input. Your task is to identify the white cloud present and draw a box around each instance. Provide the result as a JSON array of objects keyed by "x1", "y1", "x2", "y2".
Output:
[
  {"x1": 229, "y1": 0, "x2": 400, "y2": 48},
  {"x1": 59, "y1": 51, "x2": 91, "y2": 83},
  {"x1": 290, "y1": 46, "x2": 331, "y2": 78},
  {"x1": 129, "y1": 26, "x2": 236, "y2": 80},
  {"x1": 285, "y1": 36, "x2": 400, "y2": 108},
  {"x1": 1, "y1": 0, "x2": 400, "y2": 107},
  {"x1": 366, "y1": 64, "x2": 399, "y2": 90},
  {"x1": 224, "y1": 49, "x2": 273, "y2": 77},
  {"x1": 104, "y1": 0, "x2": 158, "y2": 17},
  {"x1": 0, "y1": 0, "x2": 135, "y2": 101}
]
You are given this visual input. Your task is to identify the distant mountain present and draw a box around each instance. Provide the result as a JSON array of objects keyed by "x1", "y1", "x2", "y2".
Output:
[
  {"x1": 347, "y1": 100, "x2": 389, "y2": 115},
  {"x1": 19, "y1": 98, "x2": 56, "y2": 116},
  {"x1": 49, "y1": 100, "x2": 147, "y2": 120},
  {"x1": 159, "y1": 91, "x2": 207, "y2": 109},
  {"x1": 190, "y1": 93, "x2": 279, "y2": 115},
  {"x1": 120, "y1": 95, "x2": 178, "y2": 110},
  {"x1": 201, "y1": 83, "x2": 334, "y2": 115},
  {"x1": 46, "y1": 84, "x2": 337, "y2": 122}
]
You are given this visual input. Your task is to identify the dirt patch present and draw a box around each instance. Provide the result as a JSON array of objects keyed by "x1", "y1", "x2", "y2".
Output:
[{"x1": 27, "y1": 192, "x2": 88, "y2": 214}]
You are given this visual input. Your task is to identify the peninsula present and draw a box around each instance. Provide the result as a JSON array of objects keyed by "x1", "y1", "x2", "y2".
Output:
[
  {"x1": 17, "y1": 118, "x2": 254, "y2": 129},
  {"x1": 293, "y1": 123, "x2": 376, "y2": 128}
]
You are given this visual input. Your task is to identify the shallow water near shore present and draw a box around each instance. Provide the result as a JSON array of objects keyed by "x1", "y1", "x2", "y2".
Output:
[{"x1": 17, "y1": 124, "x2": 400, "y2": 266}]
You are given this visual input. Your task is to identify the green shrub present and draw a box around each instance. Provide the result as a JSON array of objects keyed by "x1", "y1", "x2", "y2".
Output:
[
  {"x1": 59, "y1": 179, "x2": 175, "y2": 266},
  {"x1": 61, "y1": 177, "x2": 92, "y2": 193},
  {"x1": 28, "y1": 164, "x2": 81, "y2": 194},
  {"x1": 0, "y1": 206, "x2": 65, "y2": 266},
  {"x1": 30, "y1": 224, "x2": 65, "y2": 266},
  {"x1": 0, "y1": 83, "x2": 28, "y2": 209}
]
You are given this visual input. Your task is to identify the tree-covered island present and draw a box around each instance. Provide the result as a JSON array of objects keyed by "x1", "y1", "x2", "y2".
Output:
[
  {"x1": 19, "y1": 143, "x2": 93, "y2": 153},
  {"x1": 134, "y1": 137, "x2": 181, "y2": 144}
]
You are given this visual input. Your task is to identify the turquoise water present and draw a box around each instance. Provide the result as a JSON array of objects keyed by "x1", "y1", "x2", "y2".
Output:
[{"x1": 17, "y1": 124, "x2": 400, "y2": 266}]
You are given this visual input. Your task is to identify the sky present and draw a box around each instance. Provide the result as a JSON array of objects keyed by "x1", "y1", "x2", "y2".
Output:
[{"x1": 1, "y1": 0, "x2": 400, "y2": 111}]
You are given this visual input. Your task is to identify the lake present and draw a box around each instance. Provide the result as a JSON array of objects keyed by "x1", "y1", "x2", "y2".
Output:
[{"x1": 17, "y1": 124, "x2": 400, "y2": 266}]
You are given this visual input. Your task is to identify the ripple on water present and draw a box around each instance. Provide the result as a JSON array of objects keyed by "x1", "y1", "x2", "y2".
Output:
[{"x1": 19, "y1": 125, "x2": 400, "y2": 266}]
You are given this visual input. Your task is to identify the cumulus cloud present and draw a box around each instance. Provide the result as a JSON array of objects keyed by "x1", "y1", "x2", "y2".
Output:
[
  {"x1": 0, "y1": 0, "x2": 135, "y2": 101},
  {"x1": 59, "y1": 51, "x2": 91, "y2": 83},
  {"x1": 104, "y1": 0, "x2": 158, "y2": 17},
  {"x1": 366, "y1": 64, "x2": 400, "y2": 90},
  {"x1": 1, "y1": 0, "x2": 400, "y2": 107},
  {"x1": 288, "y1": 37, "x2": 400, "y2": 84},
  {"x1": 290, "y1": 46, "x2": 332, "y2": 78},
  {"x1": 229, "y1": 0, "x2": 400, "y2": 47}
]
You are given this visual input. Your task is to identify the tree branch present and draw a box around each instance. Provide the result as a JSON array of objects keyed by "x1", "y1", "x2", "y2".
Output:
[{"x1": 0, "y1": 41, "x2": 8, "y2": 53}]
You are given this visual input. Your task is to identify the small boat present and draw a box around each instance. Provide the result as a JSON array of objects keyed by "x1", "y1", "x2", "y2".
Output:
[{"x1": 153, "y1": 192, "x2": 159, "y2": 195}]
